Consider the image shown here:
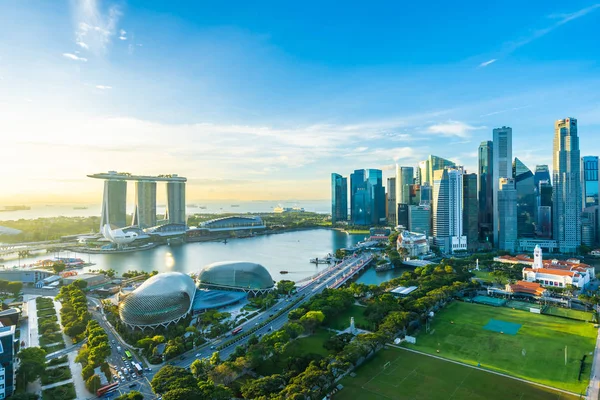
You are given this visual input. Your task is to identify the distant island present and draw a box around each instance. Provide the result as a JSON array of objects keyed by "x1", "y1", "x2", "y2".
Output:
[{"x1": 0, "y1": 205, "x2": 31, "y2": 212}]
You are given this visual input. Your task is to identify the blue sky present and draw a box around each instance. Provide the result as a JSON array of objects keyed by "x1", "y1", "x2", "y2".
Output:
[{"x1": 1, "y1": 0, "x2": 599, "y2": 203}]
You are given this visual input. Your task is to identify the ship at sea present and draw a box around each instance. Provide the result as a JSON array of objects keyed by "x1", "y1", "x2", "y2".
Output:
[
  {"x1": 273, "y1": 204, "x2": 305, "y2": 213},
  {"x1": 73, "y1": 206, "x2": 88, "y2": 210},
  {"x1": 0, "y1": 205, "x2": 31, "y2": 212},
  {"x1": 231, "y1": 204, "x2": 240, "y2": 207}
]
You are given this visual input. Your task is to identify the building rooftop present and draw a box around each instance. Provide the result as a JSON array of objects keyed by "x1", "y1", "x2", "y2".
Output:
[
  {"x1": 88, "y1": 171, "x2": 187, "y2": 182},
  {"x1": 508, "y1": 281, "x2": 546, "y2": 296},
  {"x1": 390, "y1": 286, "x2": 418, "y2": 296},
  {"x1": 523, "y1": 268, "x2": 577, "y2": 277}
]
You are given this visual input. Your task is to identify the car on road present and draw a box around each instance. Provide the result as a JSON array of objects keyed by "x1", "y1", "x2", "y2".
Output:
[
  {"x1": 129, "y1": 383, "x2": 137, "y2": 388},
  {"x1": 145, "y1": 368, "x2": 152, "y2": 372},
  {"x1": 121, "y1": 356, "x2": 126, "y2": 361},
  {"x1": 210, "y1": 345, "x2": 215, "y2": 349},
  {"x1": 195, "y1": 353, "x2": 201, "y2": 357}
]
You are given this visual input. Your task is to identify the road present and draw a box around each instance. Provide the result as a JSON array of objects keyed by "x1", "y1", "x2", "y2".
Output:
[{"x1": 174, "y1": 253, "x2": 373, "y2": 368}]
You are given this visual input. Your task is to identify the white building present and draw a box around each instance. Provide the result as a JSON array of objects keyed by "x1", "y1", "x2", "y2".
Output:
[
  {"x1": 521, "y1": 245, "x2": 593, "y2": 289},
  {"x1": 433, "y1": 167, "x2": 467, "y2": 253},
  {"x1": 397, "y1": 231, "x2": 430, "y2": 257}
]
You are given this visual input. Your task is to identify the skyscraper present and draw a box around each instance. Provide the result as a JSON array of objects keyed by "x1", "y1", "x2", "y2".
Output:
[
  {"x1": 165, "y1": 181, "x2": 186, "y2": 225},
  {"x1": 395, "y1": 166, "x2": 414, "y2": 207},
  {"x1": 498, "y1": 177, "x2": 518, "y2": 252},
  {"x1": 534, "y1": 165, "x2": 552, "y2": 238},
  {"x1": 408, "y1": 205, "x2": 431, "y2": 236},
  {"x1": 582, "y1": 156, "x2": 599, "y2": 209},
  {"x1": 100, "y1": 179, "x2": 127, "y2": 229},
  {"x1": 432, "y1": 167, "x2": 466, "y2": 253},
  {"x1": 420, "y1": 182, "x2": 432, "y2": 206},
  {"x1": 331, "y1": 173, "x2": 348, "y2": 224},
  {"x1": 478, "y1": 140, "x2": 493, "y2": 242},
  {"x1": 419, "y1": 155, "x2": 455, "y2": 185},
  {"x1": 553, "y1": 118, "x2": 582, "y2": 253},
  {"x1": 513, "y1": 158, "x2": 536, "y2": 238},
  {"x1": 386, "y1": 177, "x2": 396, "y2": 224},
  {"x1": 133, "y1": 181, "x2": 157, "y2": 228},
  {"x1": 462, "y1": 172, "x2": 478, "y2": 248},
  {"x1": 0, "y1": 325, "x2": 16, "y2": 398},
  {"x1": 350, "y1": 169, "x2": 385, "y2": 225},
  {"x1": 492, "y1": 127, "x2": 513, "y2": 247}
]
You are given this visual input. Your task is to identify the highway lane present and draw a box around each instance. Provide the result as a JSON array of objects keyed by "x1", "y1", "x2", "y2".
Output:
[{"x1": 175, "y1": 253, "x2": 373, "y2": 368}]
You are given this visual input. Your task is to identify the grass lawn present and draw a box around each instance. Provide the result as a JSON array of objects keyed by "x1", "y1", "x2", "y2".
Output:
[
  {"x1": 404, "y1": 301, "x2": 596, "y2": 393},
  {"x1": 41, "y1": 366, "x2": 72, "y2": 385},
  {"x1": 325, "y1": 304, "x2": 373, "y2": 331},
  {"x1": 543, "y1": 306, "x2": 596, "y2": 322},
  {"x1": 47, "y1": 355, "x2": 69, "y2": 367},
  {"x1": 338, "y1": 346, "x2": 578, "y2": 400},
  {"x1": 256, "y1": 329, "x2": 333, "y2": 376},
  {"x1": 42, "y1": 383, "x2": 76, "y2": 400},
  {"x1": 37, "y1": 308, "x2": 58, "y2": 318}
]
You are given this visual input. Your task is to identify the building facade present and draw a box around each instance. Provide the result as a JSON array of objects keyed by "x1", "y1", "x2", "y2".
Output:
[
  {"x1": 350, "y1": 169, "x2": 385, "y2": 226},
  {"x1": 133, "y1": 180, "x2": 157, "y2": 228},
  {"x1": 478, "y1": 140, "x2": 494, "y2": 243},
  {"x1": 397, "y1": 231, "x2": 430, "y2": 257},
  {"x1": 100, "y1": 179, "x2": 128, "y2": 229},
  {"x1": 395, "y1": 166, "x2": 414, "y2": 216},
  {"x1": 553, "y1": 118, "x2": 582, "y2": 253},
  {"x1": 419, "y1": 155, "x2": 455, "y2": 186},
  {"x1": 0, "y1": 325, "x2": 15, "y2": 398},
  {"x1": 582, "y1": 156, "x2": 599, "y2": 209},
  {"x1": 408, "y1": 205, "x2": 431, "y2": 236},
  {"x1": 331, "y1": 173, "x2": 348, "y2": 224},
  {"x1": 386, "y1": 177, "x2": 396, "y2": 224},
  {"x1": 493, "y1": 127, "x2": 513, "y2": 247},
  {"x1": 513, "y1": 158, "x2": 536, "y2": 238},
  {"x1": 166, "y1": 181, "x2": 186, "y2": 225},
  {"x1": 433, "y1": 167, "x2": 467, "y2": 253},
  {"x1": 462, "y1": 172, "x2": 478, "y2": 248},
  {"x1": 498, "y1": 177, "x2": 517, "y2": 252}
]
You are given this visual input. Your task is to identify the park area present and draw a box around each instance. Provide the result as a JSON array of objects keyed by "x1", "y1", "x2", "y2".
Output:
[
  {"x1": 338, "y1": 347, "x2": 578, "y2": 399},
  {"x1": 324, "y1": 304, "x2": 372, "y2": 331},
  {"x1": 403, "y1": 301, "x2": 597, "y2": 393}
]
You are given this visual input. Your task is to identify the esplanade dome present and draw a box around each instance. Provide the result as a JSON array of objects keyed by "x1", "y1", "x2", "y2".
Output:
[{"x1": 198, "y1": 261, "x2": 274, "y2": 293}]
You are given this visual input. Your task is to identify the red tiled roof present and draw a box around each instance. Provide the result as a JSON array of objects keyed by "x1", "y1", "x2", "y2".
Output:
[
  {"x1": 509, "y1": 281, "x2": 546, "y2": 296},
  {"x1": 524, "y1": 268, "x2": 575, "y2": 277}
]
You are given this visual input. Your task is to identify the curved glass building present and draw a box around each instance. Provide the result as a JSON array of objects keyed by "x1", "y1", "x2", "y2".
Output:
[
  {"x1": 198, "y1": 261, "x2": 274, "y2": 294},
  {"x1": 119, "y1": 272, "x2": 196, "y2": 330}
]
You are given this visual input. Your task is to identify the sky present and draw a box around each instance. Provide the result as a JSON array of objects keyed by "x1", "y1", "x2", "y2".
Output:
[{"x1": 1, "y1": 0, "x2": 599, "y2": 204}]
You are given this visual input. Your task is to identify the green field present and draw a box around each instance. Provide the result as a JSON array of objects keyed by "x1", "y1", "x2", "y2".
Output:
[
  {"x1": 543, "y1": 306, "x2": 596, "y2": 322},
  {"x1": 325, "y1": 304, "x2": 372, "y2": 330},
  {"x1": 405, "y1": 301, "x2": 596, "y2": 393},
  {"x1": 338, "y1": 347, "x2": 578, "y2": 399}
]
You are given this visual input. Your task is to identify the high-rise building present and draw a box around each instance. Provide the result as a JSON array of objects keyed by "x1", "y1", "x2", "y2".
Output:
[
  {"x1": 350, "y1": 169, "x2": 385, "y2": 225},
  {"x1": 581, "y1": 207, "x2": 597, "y2": 247},
  {"x1": 492, "y1": 127, "x2": 513, "y2": 247},
  {"x1": 395, "y1": 166, "x2": 414, "y2": 208},
  {"x1": 408, "y1": 205, "x2": 431, "y2": 236},
  {"x1": 432, "y1": 167, "x2": 466, "y2": 253},
  {"x1": 397, "y1": 204, "x2": 409, "y2": 230},
  {"x1": 553, "y1": 118, "x2": 582, "y2": 253},
  {"x1": 0, "y1": 325, "x2": 16, "y2": 398},
  {"x1": 582, "y1": 156, "x2": 599, "y2": 209},
  {"x1": 534, "y1": 165, "x2": 552, "y2": 238},
  {"x1": 331, "y1": 173, "x2": 348, "y2": 224},
  {"x1": 498, "y1": 177, "x2": 517, "y2": 252},
  {"x1": 462, "y1": 172, "x2": 478, "y2": 248},
  {"x1": 133, "y1": 181, "x2": 157, "y2": 229},
  {"x1": 478, "y1": 140, "x2": 494, "y2": 243},
  {"x1": 100, "y1": 179, "x2": 127, "y2": 229},
  {"x1": 419, "y1": 155, "x2": 455, "y2": 185},
  {"x1": 420, "y1": 182, "x2": 432, "y2": 206},
  {"x1": 165, "y1": 181, "x2": 186, "y2": 225},
  {"x1": 408, "y1": 184, "x2": 421, "y2": 206},
  {"x1": 386, "y1": 177, "x2": 396, "y2": 224},
  {"x1": 513, "y1": 158, "x2": 536, "y2": 238}
]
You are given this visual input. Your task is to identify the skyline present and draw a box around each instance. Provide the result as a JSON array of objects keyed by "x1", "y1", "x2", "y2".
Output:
[{"x1": 2, "y1": 1, "x2": 600, "y2": 203}]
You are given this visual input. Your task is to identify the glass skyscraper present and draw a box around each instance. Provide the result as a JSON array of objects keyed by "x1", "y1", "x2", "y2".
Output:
[
  {"x1": 478, "y1": 140, "x2": 493, "y2": 242},
  {"x1": 582, "y1": 156, "x2": 599, "y2": 208},
  {"x1": 513, "y1": 158, "x2": 536, "y2": 238},
  {"x1": 350, "y1": 169, "x2": 385, "y2": 226},
  {"x1": 534, "y1": 165, "x2": 552, "y2": 238},
  {"x1": 498, "y1": 177, "x2": 518, "y2": 252},
  {"x1": 492, "y1": 127, "x2": 513, "y2": 248},
  {"x1": 553, "y1": 118, "x2": 581, "y2": 253},
  {"x1": 331, "y1": 173, "x2": 348, "y2": 224},
  {"x1": 386, "y1": 177, "x2": 396, "y2": 224},
  {"x1": 462, "y1": 172, "x2": 478, "y2": 248},
  {"x1": 100, "y1": 179, "x2": 128, "y2": 229},
  {"x1": 133, "y1": 180, "x2": 157, "y2": 228}
]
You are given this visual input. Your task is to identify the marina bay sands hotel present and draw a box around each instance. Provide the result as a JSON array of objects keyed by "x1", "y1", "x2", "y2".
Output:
[{"x1": 88, "y1": 171, "x2": 187, "y2": 231}]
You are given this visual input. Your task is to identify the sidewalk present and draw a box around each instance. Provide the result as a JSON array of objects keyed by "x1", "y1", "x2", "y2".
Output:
[{"x1": 587, "y1": 327, "x2": 600, "y2": 399}]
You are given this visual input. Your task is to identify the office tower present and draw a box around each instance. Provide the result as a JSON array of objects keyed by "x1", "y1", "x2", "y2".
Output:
[
  {"x1": 478, "y1": 141, "x2": 494, "y2": 243},
  {"x1": 498, "y1": 178, "x2": 517, "y2": 252},
  {"x1": 331, "y1": 173, "x2": 348, "y2": 224},
  {"x1": 395, "y1": 166, "x2": 414, "y2": 207},
  {"x1": 408, "y1": 184, "x2": 421, "y2": 206},
  {"x1": 581, "y1": 207, "x2": 597, "y2": 246},
  {"x1": 100, "y1": 179, "x2": 127, "y2": 230},
  {"x1": 534, "y1": 165, "x2": 552, "y2": 238},
  {"x1": 420, "y1": 182, "x2": 432, "y2": 206},
  {"x1": 132, "y1": 181, "x2": 157, "y2": 228},
  {"x1": 513, "y1": 158, "x2": 536, "y2": 238},
  {"x1": 534, "y1": 165, "x2": 551, "y2": 187},
  {"x1": 165, "y1": 181, "x2": 186, "y2": 225},
  {"x1": 462, "y1": 172, "x2": 478, "y2": 248},
  {"x1": 397, "y1": 204, "x2": 409, "y2": 230},
  {"x1": 582, "y1": 156, "x2": 599, "y2": 208},
  {"x1": 0, "y1": 325, "x2": 15, "y2": 397},
  {"x1": 409, "y1": 205, "x2": 431, "y2": 236},
  {"x1": 350, "y1": 169, "x2": 385, "y2": 225},
  {"x1": 553, "y1": 118, "x2": 582, "y2": 253},
  {"x1": 419, "y1": 155, "x2": 455, "y2": 185},
  {"x1": 432, "y1": 167, "x2": 466, "y2": 253},
  {"x1": 492, "y1": 127, "x2": 513, "y2": 247},
  {"x1": 386, "y1": 177, "x2": 396, "y2": 224}
]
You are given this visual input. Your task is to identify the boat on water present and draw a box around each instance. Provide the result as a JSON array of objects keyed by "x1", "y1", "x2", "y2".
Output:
[
  {"x1": 280, "y1": 270, "x2": 289, "y2": 274},
  {"x1": 73, "y1": 206, "x2": 88, "y2": 210},
  {"x1": 231, "y1": 204, "x2": 240, "y2": 207}
]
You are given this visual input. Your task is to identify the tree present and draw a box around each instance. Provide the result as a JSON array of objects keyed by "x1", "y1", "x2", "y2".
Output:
[
  {"x1": 209, "y1": 351, "x2": 221, "y2": 366},
  {"x1": 283, "y1": 322, "x2": 304, "y2": 339},
  {"x1": 162, "y1": 388, "x2": 200, "y2": 400},
  {"x1": 116, "y1": 392, "x2": 144, "y2": 400},
  {"x1": 85, "y1": 374, "x2": 102, "y2": 393},
  {"x1": 323, "y1": 333, "x2": 354, "y2": 353},
  {"x1": 151, "y1": 366, "x2": 197, "y2": 395},
  {"x1": 82, "y1": 364, "x2": 95, "y2": 380},
  {"x1": 277, "y1": 280, "x2": 296, "y2": 295},
  {"x1": 7, "y1": 281, "x2": 23, "y2": 296},
  {"x1": 334, "y1": 248, "x2": 346, "y2": 259},
  {"x1": 190, "y1": 358, "x2": 211, "y2": 380},
  {"x1": 9, "y1": 393, "x2": 39, "y2": 400},
  {"x1": 241, "y1": 374, "x2": 285, "y2": 399},
  {"x1": 299, "y1": 310, "x2": 325, "y2": 333},
  {"x1": 72, "y1": 279, "x2": 88, "y2": 289},
  {"x1": 197, "y1": 380, "x2": 233, "y2": 400},
  {"x1": 52, "y1": 262, "x2": 66, "y2": 274},
  {"x1": 17, "y1": 347, "x2": 47, "y2": 384}
]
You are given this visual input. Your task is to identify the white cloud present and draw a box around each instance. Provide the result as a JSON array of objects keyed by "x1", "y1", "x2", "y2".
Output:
[
  {"x1": 479, "y1": 59, "x2": 496, "y2": 68},
  {"x1": 72, "y1": 0, "x2": 122, "y2": 55},
  {"x1": 95, "y1": 85, "x2": 112, "y2": 90},
  {"x1": 76, "y1": 40, "x2": 89, "y2": 49},
  {"x1": 426, "y1": 120, "x2": 485, "y2": 138},
  {"x1": 119, "y1": 36, "x2": 127, "y2": 41},
  {"x1": 62, "y1": 53, "x2": 88, "y2": 62},
  {"x1": 120, "y1": 29, "x2": 127, "y2": 35}
]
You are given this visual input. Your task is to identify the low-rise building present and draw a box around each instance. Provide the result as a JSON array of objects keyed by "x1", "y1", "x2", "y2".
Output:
[
  {"x1": 397, "y1": 231, "x2": 429, "y2": 257},
  {"x1": 62, "y1": 273, "x2": 110, "y2": 288},
  {"x1": 505, "y1": 281, "x2": 547, "y2": 297},
  {"x1": 390, "y1": 286, "x2": 418, "y2": 297}
]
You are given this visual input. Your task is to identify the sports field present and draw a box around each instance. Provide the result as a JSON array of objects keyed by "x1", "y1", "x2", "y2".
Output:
[
  {"x1": 543, "y1": 306, "x2": 595, "y2": 322},
  {"x1": 338, "y1": 347, "x2": 577, "y2": 399},
  {"x1": 404, "y1": 301, "x2": 597, "y2": 393}
]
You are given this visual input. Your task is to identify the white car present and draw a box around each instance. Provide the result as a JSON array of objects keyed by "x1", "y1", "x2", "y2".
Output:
[{"x1": 195, "y1": 353, "x2": 201, "y2": 358}]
